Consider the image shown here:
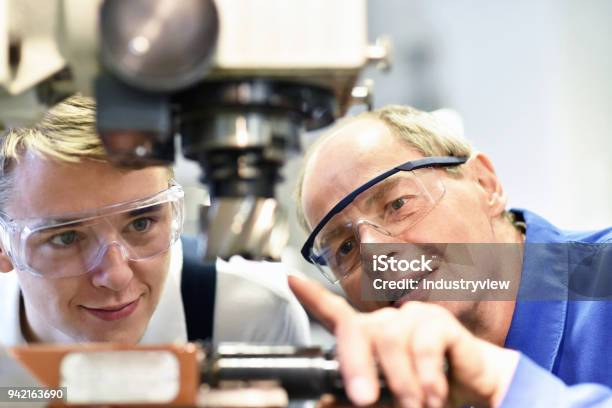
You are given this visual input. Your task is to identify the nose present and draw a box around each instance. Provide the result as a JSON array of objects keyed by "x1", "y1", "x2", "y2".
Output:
[
  {"x1": 90, "y1": 242, "x2": 134, "y2": 291},
  {"x1": 355, "y1": 220, "x2": 396, "y2": 244}
]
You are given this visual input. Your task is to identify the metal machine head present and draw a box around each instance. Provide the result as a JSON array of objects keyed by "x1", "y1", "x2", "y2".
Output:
[{"x1": 0, "y1": 0, "x2": 391, "y2": 261}]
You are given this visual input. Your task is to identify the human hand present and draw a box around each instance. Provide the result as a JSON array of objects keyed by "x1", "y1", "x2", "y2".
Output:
[{"x1": 289, "y1": 275, "x2": 519, "y2": 408}]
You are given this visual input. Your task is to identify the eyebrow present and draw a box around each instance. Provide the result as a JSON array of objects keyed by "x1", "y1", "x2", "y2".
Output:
[
  {"x1": 32, "y1": 204, "x2": 164, "y2": 230},
  {"x1": 319, "y1": 223, "x2": 353, "y2": 249},
  {"x1": 362, "y1": 178, "x2": 402, "y2": 211},
  {"x1": 318, "y1": 179, "x2": 404, "y2": 247},
  {"x1": 127, "y1": 204, "x2": 163, "y2": 218}
]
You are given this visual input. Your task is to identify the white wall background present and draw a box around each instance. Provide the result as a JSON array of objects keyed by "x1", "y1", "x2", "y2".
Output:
[{"x1": 357, "y1": 0, "x2": 612, "y2": 231}]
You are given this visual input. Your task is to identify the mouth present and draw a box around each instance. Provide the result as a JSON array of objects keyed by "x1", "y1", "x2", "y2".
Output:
[{"x1": 81, "y1": 297, "x2": 141, "y2": 322}]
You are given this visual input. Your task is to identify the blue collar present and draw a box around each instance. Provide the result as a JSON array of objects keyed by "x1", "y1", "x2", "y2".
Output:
[{"x1": 504, "y1": 209, "x2": 568, "y2": 372}]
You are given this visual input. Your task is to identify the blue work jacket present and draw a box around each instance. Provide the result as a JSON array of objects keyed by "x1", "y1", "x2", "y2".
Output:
[{"x1": 501, "y1": 209, "x2": 612, "y2": 407}]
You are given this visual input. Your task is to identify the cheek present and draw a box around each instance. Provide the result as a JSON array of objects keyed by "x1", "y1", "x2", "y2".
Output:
[
  {"x1": 132, "y1": 254, "x2": 170, "y2": 301},
  {"x1": 341, "y1": 272, "x2": 361, "y2": 299},
  {"x1": 16, "y1": 270, "x2": 82, "y2": 313},
  {"x1": 339, "y1": 268, "x2": 389, "y2": 312}
]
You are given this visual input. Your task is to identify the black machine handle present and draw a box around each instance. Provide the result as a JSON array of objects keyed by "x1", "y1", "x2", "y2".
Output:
[{"x1": 201, "y1": 344, "x2": 392, "y2": 401}]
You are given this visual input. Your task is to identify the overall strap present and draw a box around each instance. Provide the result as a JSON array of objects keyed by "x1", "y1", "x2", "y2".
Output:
[{"x1": 180, "y1": 239, "x2": 217, "y2": 342}]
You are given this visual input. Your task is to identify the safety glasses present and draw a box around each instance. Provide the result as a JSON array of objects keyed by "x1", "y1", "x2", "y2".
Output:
[
  {"x1": 0, "y1": 180, "x2": 184, "y2": 278},
  {"x1": 301, "y1": 157, "x2": 467, "y2": 283}
]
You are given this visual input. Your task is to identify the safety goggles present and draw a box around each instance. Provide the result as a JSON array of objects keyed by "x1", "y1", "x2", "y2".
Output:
[
  {"x1": 300, "y1": 156, "x2": 467, "y2": 283},
  {"x1": 0, "y1": 180, "x2": 184, "y2": 279}
]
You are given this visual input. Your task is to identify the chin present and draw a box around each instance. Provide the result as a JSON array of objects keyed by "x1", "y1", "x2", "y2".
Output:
[{"x1": 76, "y1": 328, "x2": 145, "y2": 344}]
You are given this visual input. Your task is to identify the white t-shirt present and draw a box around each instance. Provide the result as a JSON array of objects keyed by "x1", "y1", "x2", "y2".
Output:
[{"x1": 0, "y1": 241, "x2": 310, "y2": 346}]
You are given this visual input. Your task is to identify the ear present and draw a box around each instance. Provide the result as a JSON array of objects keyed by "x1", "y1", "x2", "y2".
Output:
[
  {"x1": 467, "y1": 152, "x2": 507, "y2": 218},
  {"x1": 0, "y1": 245, "x2": 14, "y2": 272}
]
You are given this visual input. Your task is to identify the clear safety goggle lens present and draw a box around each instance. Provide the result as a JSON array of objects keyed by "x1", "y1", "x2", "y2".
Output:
[
  {"x1": 310, "y1": 169, "x2": 445, "y2": 283},
  {"x1": 17, "y1": 187, "x2": 183, "y2": 278}
]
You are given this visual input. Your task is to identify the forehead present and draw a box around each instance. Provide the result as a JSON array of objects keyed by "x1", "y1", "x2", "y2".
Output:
[
  {"x1": 301, "y1": 117, "x2": 424, "y2": 228},
  {"x1": 6, "y1": 151, "x2": 169, "y2": 219}
]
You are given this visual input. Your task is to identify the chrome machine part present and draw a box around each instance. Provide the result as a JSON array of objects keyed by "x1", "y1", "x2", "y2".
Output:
[
  {"x1": 99, "y1": 0, "x2": 219, "y2": 92},
  {"x1": 178, "y1": 79, "x2": 336, "y2": 260},
  {"x1": 198, "y1": 197, "x2": 289, "y2": 261},
  {"x1": 0, "y1": 0, "x2": 392, "y2": 261},
  {"x1": 202, "y1": 345, "x2": 344, "y2": 400}
]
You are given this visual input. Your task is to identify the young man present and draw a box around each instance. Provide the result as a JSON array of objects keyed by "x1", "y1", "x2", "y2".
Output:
[
  {"x1": 290, "y1": 105, "x2": 612, "y2": 407},
  {"x1": 0, "y1": 95, "x2": 309, "y2": 346}
]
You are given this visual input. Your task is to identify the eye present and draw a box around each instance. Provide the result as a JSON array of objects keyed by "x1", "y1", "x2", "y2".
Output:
[
  {"x1": 390, "y1": 198, "x2": 406, "y2": 211},
  {"x1": 50, "y1": 231, "x2": 79, "y2": 247},
  {"x1": 130, "y1": 218, "x2": 153, "y2": 232},
  {"x1": 383, "y1": 196, "x2": 417, "y2": 223},
  {"x1": 337, "y1": 239, "x2": 355, "y2": 257}
]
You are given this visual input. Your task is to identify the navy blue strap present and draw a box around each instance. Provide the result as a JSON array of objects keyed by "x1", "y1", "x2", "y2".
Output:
[{"x1": 180, "y1": 237, "x2": 216, "y2": 342}]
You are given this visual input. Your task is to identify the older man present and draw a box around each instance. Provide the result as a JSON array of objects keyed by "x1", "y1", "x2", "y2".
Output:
[
  {"x1": 0, "y1": 95, "x2": 309, "y2": 346},
  {"x1": 290, "y1": 105, "x2": 612, "y2": 407}
]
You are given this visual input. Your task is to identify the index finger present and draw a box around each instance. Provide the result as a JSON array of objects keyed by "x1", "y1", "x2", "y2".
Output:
[{"x1": 288, "y1": 275, "x2": 356, "y2": 331}]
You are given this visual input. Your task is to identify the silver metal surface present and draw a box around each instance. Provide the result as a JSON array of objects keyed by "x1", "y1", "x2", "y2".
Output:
[
  {"x1": 0, "y1": 347, "x2": 45, "y2": 408},
  {"x1": 100, "y1": 0, "x2": 219, "y2": 91},
  {"x1": 199, "y1": 197, "x2": 289, "y2": 261},
  {"x1": 182, "y1": 111, "x2": 300, "y2": 158},
  {"x1": 0, "y1": 347, "x2": 40, "y2": 387},
  {"x1": 208, "y1": 113, "x2": 295, "y2": 151},
  {"x1": 216, "y1": 357, "x2": 339, "y2": 372}
]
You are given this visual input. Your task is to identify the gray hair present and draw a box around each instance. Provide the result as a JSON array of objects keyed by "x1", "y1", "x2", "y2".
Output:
[{"x1": 294, "y1": 104, "x2": 477, "y2": 231}]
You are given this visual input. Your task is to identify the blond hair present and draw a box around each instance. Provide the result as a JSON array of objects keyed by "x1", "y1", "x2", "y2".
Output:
[
  {"x1": 0, "y1": 95, "x2": 116, "y2": 210},
  {"x1": 294, "y1": 105, "x2": 475, "y2": 231}
]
